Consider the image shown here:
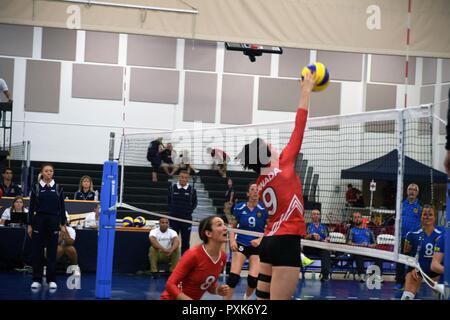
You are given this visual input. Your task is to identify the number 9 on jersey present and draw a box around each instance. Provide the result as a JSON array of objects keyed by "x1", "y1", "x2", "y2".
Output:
[{"x1": 262, "y1": 187, "x2": 277, "y2": 215}]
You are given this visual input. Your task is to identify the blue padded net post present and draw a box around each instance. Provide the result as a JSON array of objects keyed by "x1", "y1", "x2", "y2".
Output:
[{"x1": 95, "y1": 160, "x2": 118, "y2": 299}]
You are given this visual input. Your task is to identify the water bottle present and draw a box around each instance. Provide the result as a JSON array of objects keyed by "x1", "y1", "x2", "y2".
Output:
[{"x1": 94, "y1": 190, "x2": 99, "y2": 201}]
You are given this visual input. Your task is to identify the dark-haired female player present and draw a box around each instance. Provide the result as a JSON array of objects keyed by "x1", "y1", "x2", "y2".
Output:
[
  {"x1": 28, "y1": 163, "x2": 68, "y2": 290},
  {"x1": 236, "y1": 72, "x2": 315, "y2": 300},
  {"x1": 160, "y1": 216, "x2": 230, "y2": 300}
]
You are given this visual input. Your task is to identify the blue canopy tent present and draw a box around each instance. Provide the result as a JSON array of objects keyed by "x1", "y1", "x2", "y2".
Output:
[{"x1": 340, "y1": 149, "x2": 446, "y2": 183}]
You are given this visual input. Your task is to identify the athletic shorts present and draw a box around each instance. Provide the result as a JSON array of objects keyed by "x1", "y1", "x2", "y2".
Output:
[
  {"x1": 236, "y1": 242, "x2": 259, "y2": 259},
  {"x1": 407, "y1": 267, "x2": 440, "y2": 279},
  {"x1": 259, "y1": 235, "x2": 302, "y2": 267}
]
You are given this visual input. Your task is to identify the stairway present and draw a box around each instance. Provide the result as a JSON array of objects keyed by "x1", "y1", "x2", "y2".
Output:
[{"x1": 199, "y1": 169, "x2": 258, "y2": 214}]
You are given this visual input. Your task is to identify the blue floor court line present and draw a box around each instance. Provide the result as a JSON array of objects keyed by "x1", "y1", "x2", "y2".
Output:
[{"x1": 0, "y1": 271, "x2": 439, "y2": 300}]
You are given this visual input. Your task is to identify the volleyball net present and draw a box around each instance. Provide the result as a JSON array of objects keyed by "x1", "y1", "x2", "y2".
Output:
[{"x1": 112, "y1": 103, "x2": 449, "y2": 295}]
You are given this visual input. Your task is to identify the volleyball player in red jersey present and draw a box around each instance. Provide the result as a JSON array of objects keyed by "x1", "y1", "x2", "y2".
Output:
[
  {"x1": 236, "y1": 72, "x2": 315, "y2": 300},
  {"x1": 160, "y1": 216, "x2": 230, "y2": 300}
]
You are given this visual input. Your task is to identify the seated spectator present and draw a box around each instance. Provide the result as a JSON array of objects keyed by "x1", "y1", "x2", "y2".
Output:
[
  {"x1": 172, "y1": 149, "x2": 199, "y2": 176},
  {"x1": 74, "y1": 175, "x2": 97, "y2": 200},
  {"x1": 147, "y1": 137, "x2": 165, "y2": 182},
  {"x1": 347, "y1": 212, "x2": 383, "y2": 282},
  {"x1": 160, "y1": 143, "x2": 176, "y2": 176},
  {"x1": 84, "y1": 203, "x2": 100, "y2": 228},
  {"x1": 0, "y1": 196, "x2": 28, "y2": 226},
  {"x1": 57, "y1": 218, "x2": 80, "y2": 277},
  {"x1": 304, "y1": 209, "x2": 332, "y2": 281},
  {"x1": 206, "y1": 147, "x2": 230, "y2": 178},
  {"x1": 149, "y1": 217, "x2": 180, "y2": 275},
  {"x1": 345, "y1": 184, "x2": 362, "y2": 207},
  {"x1": 0, "y1": 167, "x2": 23, "y2": 197}
]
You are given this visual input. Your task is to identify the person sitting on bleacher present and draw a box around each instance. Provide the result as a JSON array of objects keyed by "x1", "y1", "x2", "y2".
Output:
[
  {"x1": 57, "y1": 215, "x2": 80, "y2": 277},
  {"x1": 149, "y1": 217, "x2": 180, "y2": 275},
  {"x1": 84, "y1": 203, "x2": 100, "y2": 228},
  {"x1": 0, "y1": 196, "x2": 28, "y2": 226},
  {"x1": 0, "y1": 167, "x2": 23, "y2": 197},
  {"x1": 74, "y1": 175, "x2": 97, "y2": 201},
  {"x1": 172, "y1": 149, "x2": 199, "y2": 176},
  {"x1": 347, "y1": 212, "x2": 383, "y2": 283},
  {"x1": 147, "y1": 137, "x2": 165, "y2": 182},
  {"x1": 160, "y1": 143, "x2": 176, "y2": 176},
  {"x1": 304, "y1": 209, "x2": 331, "y2": 281}
]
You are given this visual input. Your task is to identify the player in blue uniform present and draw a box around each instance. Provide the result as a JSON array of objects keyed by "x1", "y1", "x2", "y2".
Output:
[
  {"x1": 401, "y1": 205, "x2": 443, "y2": 300},
  {"x1": 431, "y1": 234, "x2": 445, "y2": 275},
  {"x1": 225, "y1": 183, "x2": 268, "y2": 300}
]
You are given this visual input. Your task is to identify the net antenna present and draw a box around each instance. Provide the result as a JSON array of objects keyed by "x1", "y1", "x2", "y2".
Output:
[{"x1": 225, "y1": 42, "x2": 283, "y2": 62}]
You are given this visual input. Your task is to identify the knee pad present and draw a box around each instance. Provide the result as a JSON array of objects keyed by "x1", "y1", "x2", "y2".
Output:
[
  {"x1": 258, "y1": 273, "x2": 272, "y2": 283},
  {"x1": 247, "y1": 275, "x2": 258, "y2": 289},
  {"x1": 226, "y1": 272, "x2": 241, "y2": 288}
]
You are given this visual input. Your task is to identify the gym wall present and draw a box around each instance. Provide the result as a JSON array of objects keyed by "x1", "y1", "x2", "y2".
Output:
[{"x1": 0, "y1": 24, "x2": 448, "y2": 168}]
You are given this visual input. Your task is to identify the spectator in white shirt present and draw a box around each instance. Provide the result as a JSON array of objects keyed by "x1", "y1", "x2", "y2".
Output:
[
  {"x1": 84, "y1": 203, "x2": 100, "y2": 228},
  {"x1": 0, "y1": 196, "x2": 28, "y2": 225},
  {"x1": 57, "y1": 215, "x2": 80, "y2": 276},
  {"x1": 149, "y1": 217, "x2": 180, "y2": 274},
  {"x1": 172, "y1": 149, "x2": 199, "y2": 175}
]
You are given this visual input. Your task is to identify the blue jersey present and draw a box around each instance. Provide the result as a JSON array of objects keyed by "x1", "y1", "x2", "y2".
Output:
[
  {"x1": 434, "y1": 235, "x2": 445, "y2": 254},
  {"x1": 307, "y1": 223, "x2": 329, "y2": 241},
  {"x1": 405, "y1": 227, "x2": 443, "y2": 273},
  {"x1": 401, "y1": 199, "x2": 422, "y2": 238},
  {"x1": 233, "y1": 201, "x2": 268, "y2": 246},
  {"x1": 348, "y1": 227, "x2": 375, "y2": 245}
]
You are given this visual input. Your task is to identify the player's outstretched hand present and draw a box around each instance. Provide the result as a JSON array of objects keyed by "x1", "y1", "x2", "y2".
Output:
[
  {"x1": 300, "y1": 70, "x2": 316, "y2": 93},
  {"x1": 217, "y1": 284, "x2": 230, "y2": 296}
]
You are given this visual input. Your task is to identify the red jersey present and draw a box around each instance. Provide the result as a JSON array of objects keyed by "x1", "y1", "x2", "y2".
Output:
[
  {"x1": 160, "y1": 245, "x2": 227, "y2": 300},
  {"x1": 256, "y1": 108, "x2": 308, "y2": 237}
]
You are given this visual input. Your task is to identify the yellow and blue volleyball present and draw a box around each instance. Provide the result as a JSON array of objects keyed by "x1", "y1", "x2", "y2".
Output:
[
  {"x1": 301, "y1": 62, "x2": 330, "y2": 92},
  {"x1": 134, "y1": 216, "x2": 146, "y2": 227},
  {"x1": 122, "y1": 216, "x2": 134, "y2": 227}
]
